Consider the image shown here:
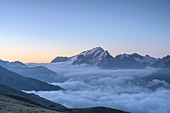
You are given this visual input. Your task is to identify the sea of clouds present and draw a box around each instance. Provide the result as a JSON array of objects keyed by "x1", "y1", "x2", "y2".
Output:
[{"x1": 27, "y1": 62, "x2": 170, "y2": 113}]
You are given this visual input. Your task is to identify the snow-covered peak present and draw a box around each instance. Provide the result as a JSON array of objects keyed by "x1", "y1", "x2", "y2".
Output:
[
  {"x1": 80, "y1": 47, "x2": 105, "y2": 56},
  {"x1": 79, "y1": 47, "x2": 112, "y2": 60},
  {"x1": 71, "y1": 47, "x2": 113, "y2": 66},
  {"x1": 69, "y1": 47, "x2": 106, "y2": 61}
]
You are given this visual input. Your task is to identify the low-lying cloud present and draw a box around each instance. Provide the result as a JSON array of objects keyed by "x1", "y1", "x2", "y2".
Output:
[{"x1": 26, "y1": 63, "x2": 170, "y2": 113}]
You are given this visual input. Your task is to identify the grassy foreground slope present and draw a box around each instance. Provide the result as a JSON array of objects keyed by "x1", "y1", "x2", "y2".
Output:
[{"x1": 0, "y1": 94, "x2": 64, "y2": 113}]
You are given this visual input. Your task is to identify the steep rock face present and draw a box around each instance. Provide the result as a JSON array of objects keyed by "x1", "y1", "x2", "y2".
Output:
[
  {"x1": 152, "y1": 55, "x2": 170, "y2": 68},
  {"x1": 0, "y1": 66, "x2": 63, "y2": 91},
  {"x1": 95, "y1": 50, "x2": 114, "y2": 68},
  {"x1": 72, "y1": 47, "x2": 114, "y2": 68},
  {"x1": 72, "y1": 55, "x2": 90, "y2": 65}
]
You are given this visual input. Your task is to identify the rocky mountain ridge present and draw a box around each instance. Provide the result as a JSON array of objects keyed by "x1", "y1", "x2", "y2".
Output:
[{"x1": 51, "y1": 47, "x2": 170, "y2": 69}]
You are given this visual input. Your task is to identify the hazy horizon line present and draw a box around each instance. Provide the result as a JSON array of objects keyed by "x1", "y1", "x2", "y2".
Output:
[{"x1": 1, "y1": 47, "x2": 169, "y2": 63}]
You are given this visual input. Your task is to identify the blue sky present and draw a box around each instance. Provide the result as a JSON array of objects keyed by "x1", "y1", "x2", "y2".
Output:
[{"x1": 0, "y1": 0, "x2": 170, "y2": 62}]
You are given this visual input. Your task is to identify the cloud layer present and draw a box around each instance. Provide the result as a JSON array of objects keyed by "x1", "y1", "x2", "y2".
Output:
[{"x1": 26, "y1": 63, "x2": 170, "y2": 113}]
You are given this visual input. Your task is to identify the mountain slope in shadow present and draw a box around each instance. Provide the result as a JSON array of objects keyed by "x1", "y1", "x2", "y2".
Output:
[
  {"x1": 0, "y1": 94, "x2": 64, "y2": 113},
  {"x1": 0, "y1": 84, "x2": 70, "y2": 113},
  {"x1": 0, "y1": 66, "x2": 63, "y2": 91},
  {"x1": 0, "y1": 60, "x2": 59, "y2": 83}
]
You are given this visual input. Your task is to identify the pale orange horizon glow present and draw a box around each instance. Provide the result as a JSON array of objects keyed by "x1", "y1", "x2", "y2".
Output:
[
  {"x1": 0, "y1": 48, "x2": 81, "y2": 63},
  {"x1": 0, "y1": 47, "x2": 166, "y2": 63}
]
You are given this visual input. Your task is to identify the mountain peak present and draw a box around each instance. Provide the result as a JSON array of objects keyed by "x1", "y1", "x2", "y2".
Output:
[
  {"x1": 51, "y1": 47, "x2": 170, "y2": 69},
  {"x1": 71, "y1": 47, "x2": 113, "y2": 66},
  {"x1": 80, "y1": 47, "x2": 105, "y2": 55},
  {"x1": 91, "y1": 47, "x2": 104, "y2": 51}
]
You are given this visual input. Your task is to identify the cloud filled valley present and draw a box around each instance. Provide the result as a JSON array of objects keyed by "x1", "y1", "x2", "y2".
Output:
[{"x1": 26, "y1": 62, "x2": 170, "y2": 113}]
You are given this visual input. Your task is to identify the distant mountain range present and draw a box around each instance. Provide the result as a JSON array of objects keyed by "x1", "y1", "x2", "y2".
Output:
[
  {"x1": 0, "y1": 66, "x2": 63, "y2": 91},
  {"x1": 51, "y1": 47, "x2": 170, "y2": 69},
  {"x1": 0, "y1": 60, "x2": 59, "y2": 82},
  {"x1": 1, "y1": 47, "x2": 169, "y2": 70}
]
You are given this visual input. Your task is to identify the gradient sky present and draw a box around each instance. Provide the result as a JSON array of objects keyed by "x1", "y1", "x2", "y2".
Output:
[{"x1": 0, "y1": 0, "x2": 170, "y2": 63}]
